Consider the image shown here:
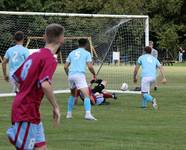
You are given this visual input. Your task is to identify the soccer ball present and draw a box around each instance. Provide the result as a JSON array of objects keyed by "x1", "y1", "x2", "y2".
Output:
[{"x1": 121, "y1": 83, "x2": 128, "y2": 91}]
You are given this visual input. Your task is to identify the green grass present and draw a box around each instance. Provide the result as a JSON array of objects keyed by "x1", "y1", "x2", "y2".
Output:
[
  {"x1": 0, "y1": 64, "x2": 186, "y2": 150},
  {"x1": 0, "y1": 64, "x2": 140, "y2": 93},
  {"x1": 174, "y1": 61, "x2": 186, "y2": 66}
]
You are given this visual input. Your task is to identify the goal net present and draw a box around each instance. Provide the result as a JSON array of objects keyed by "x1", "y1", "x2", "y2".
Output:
[{"x1": 0, "y1": 11, "x2": 149, "y2": 96}]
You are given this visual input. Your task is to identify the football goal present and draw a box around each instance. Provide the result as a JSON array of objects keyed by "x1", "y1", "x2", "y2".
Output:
[{"x1": 0, "y1": 11, "x2": 149, "y2": 96}]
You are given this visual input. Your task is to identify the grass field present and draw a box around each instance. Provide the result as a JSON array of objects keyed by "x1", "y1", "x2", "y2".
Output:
[
  {"x1": 0, "y1": 64, "x2": 136, "y2": 93},
  {"x1": 0, "y1": 63, "x2": 186, "y2": 150}
]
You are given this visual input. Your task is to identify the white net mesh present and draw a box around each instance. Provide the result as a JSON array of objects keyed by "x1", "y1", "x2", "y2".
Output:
[{"x1": 0, "y1": 12, "x2": 148, "y2": 94}]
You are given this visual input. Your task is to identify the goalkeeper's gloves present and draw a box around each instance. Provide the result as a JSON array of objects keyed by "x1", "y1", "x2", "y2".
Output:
[{"x1": 90, "y1": 75, "x2": 96, "y2": 84}]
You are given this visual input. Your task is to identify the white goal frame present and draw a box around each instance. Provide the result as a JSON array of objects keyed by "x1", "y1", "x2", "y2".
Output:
[
  {"x1": 0, "y1": 11, "x2": 149, "y2": 46},
  {"x1": 0, "y1": 11, "x2": 149, "y2": 97}
]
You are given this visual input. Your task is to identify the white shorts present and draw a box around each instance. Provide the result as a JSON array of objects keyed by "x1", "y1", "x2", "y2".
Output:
[
  {"x1": 95, "y1": 94, "x2": 104, "y2": 105},
  {"x1": 9, "y1": 77, "x2": 18, "y2": 92},
  {"x1": 68, "y1": 74, "x2": 88, "y2": 90},
  {"x1": 141, "y1": 77, "x2": 155, "y2": 93}
]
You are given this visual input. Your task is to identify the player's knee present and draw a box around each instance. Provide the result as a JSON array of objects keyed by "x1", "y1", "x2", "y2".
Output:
[
  {"x1": 83, "y1": 92, "x2": 90, "y2": 97},
  {"x1": 101, "y1": 80, "x2": 107, "y2": 87},
  {"x1": 71, "y1": 88, "x2": 76, "y2": 96}
]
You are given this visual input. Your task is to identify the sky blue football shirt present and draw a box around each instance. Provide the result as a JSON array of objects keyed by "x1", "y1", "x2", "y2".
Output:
[
  {"x1": 4, "y1": 45, "x2": 29, "y2": 78},
  {"x1": 66, "y1": 48, "x2": 92, "y2": 76},
  {"x1": 137, "y1": 54, "x2": 161, "y2": 79}
]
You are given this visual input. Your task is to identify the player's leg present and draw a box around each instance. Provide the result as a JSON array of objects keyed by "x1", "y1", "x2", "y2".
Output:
[
  {"x1": 74, "y1": 89, "x2": 80, "y2": 105},
  {"x1": 80, "y1": 87, "x2": 96, "y2": 120},
  {"x1": 141, "y1": 78, "x2": 148, "y2": 108},
  {"x1": 76, "y1": 75, "x2": 96, "y2": 120},
  {"x1": 103, "y1": 92, "x2": 117, "y2": 99},
  {"x1": 66, "y1": 88, "x2": 76, "y2": 119},
  {"x1": 66, "y1": 75, "x2": 76, "y2": 118},
  {"x1": 141, "y1": 77, "x2": 157, "y2": 109}
]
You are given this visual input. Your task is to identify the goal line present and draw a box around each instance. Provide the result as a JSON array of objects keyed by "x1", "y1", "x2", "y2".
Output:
[{"x1": 0, "y1": 90, "x2": 141, "y2": 98}]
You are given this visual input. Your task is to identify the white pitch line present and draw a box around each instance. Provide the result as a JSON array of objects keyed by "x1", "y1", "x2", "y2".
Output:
[{"x1": 0, "y1": 89, "x2": 140, "y2": 98}]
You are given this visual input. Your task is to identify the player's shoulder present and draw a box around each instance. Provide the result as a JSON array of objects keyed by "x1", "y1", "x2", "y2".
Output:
[
  {"x1": 68, "y1": 49, "x2": 76, "y2": 56},
  {"x1": 34, "y1": 48, "x2": 55, "y2": 60},
  {"x1": 81, "y1": 48, "x2": 91, "y2": 55},
  {"x1": 140, "y1": 54, "x2": 152, "y2": 59},
  {"x1": 7, "y1": 45, "x2": 17, "y2": 51},
  {"x1": 23, "y1": 46, "x2": 29, "y2": 51},
  {"x1": 138, "y1": 54, "x2": 145, "y2": 59},
  {"x1": 20, "y1": 46, "x2": 29, "y2": 53},
  {"x1": 152, "y1": 48, "x2": 158, "y2": 52}
]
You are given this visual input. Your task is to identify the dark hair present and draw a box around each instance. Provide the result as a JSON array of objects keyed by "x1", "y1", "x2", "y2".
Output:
[
  {"x1": 144, "y1": 46, "x2": 152, "y2": 54},
  {"x1": 78, "y1": 38, "x2": 89, "y2": 47},
  {"x1": 45, "y1": 23, "x2": 64, "y2": 44},
  {"x1": 14, "y1": 31, "x2": 24, "y2": 42}
]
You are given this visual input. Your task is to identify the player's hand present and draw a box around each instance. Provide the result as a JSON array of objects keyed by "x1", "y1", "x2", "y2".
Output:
[
  {"x1": 90, "y1": 79, "x2": 96, "y2": 84},
  {"x1": 161, "y1": 78, "x2": 167, "y2": 84},
  {"x1": 53, "y1": 106, "x2": 61, "y2": 127},
  {"x1": 93, "y1": 75, "x2": 96, "y2": 80},
  {"x1": 4, "y1": 75, "x2": 9, "y2": 82},
  {"x1": 90, "y1": 75, "x2": 96, "y2": 84}
]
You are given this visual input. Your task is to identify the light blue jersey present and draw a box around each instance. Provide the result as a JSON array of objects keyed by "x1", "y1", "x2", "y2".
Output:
[
  {"x1": 4, "y1": 45, "x2": 29, "y2": 78},
  {"x1": 137, "y1": 54, "x2": 161, "y2": 79},
  {"x1": 66, "y1": 48, "x2": 92, "y2": 76}
]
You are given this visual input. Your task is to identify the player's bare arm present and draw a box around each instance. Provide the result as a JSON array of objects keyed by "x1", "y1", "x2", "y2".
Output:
[
  {"x1": 41, "y1": 81, "x2": 61, "y2": 127},
  {"x1": 158, "y1": 65, "x2": 167, "y2": 84},
  {"x1": 2, "y1": 57, "x2": 9, "y2": 82},
  {"x1": 133, "y1": 65, "x2": 140, "y2": 83},
  {"x1": 87, "y1": 62, "x2": 96, "y2": 79},
  {"x1": 64, "y1": 62, "x2": 70, "y2": 76}
]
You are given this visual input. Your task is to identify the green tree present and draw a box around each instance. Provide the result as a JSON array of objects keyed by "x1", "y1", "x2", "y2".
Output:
[{"x1": 0, "y1": 0, "x2": 185, "y2": 59}]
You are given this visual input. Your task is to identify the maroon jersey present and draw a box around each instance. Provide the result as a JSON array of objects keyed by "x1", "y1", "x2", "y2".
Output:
[{"x1": 12, "y1": 48, "x2": 57, "y2": 124}]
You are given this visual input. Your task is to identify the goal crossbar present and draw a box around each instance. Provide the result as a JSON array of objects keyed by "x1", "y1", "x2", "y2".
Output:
[{"x1": 0, "y1": 11, "x2": 148, "y2": 19}]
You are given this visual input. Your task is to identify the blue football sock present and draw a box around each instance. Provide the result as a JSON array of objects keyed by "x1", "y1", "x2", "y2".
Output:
[
  {"x1": 67, "y1": 96, "x2": 74, "y2": 112},
  {"x1": 84, "y1": 97, "x2": 91, "y2": 112},
  {"x1": 143, "y1": 93, "x2": 153, "y2": 103},
  {"x1": 141, "y1": 97, "x2": 147, "y2": 108}
]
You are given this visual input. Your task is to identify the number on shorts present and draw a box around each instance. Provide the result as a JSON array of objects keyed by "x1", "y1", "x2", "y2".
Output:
[
  {"x1": 28, "y1": 138, "x2": 35, "y2": 149},
  {"x1": 21, "y1": 59, "x2": 32, "y2": 80}
]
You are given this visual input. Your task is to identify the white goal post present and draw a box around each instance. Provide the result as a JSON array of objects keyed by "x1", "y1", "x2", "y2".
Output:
[{"x1": 0, "y1": 11, "x2": 149, "y2": 97}]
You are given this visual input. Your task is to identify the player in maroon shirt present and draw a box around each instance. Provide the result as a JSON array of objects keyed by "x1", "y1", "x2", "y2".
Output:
[{"x1": 7, "y1": 24, "x2": 64, "y2": 150}]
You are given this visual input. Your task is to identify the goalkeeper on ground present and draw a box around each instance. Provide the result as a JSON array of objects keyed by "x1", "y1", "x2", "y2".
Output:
[{"x1": 76, "y1": 79, "x2": 117, "y2": 105}]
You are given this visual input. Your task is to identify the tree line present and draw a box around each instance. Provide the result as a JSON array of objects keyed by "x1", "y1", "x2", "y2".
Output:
[{"x1": 0, "y1": 0, "x2": 185, "y2": 58}]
